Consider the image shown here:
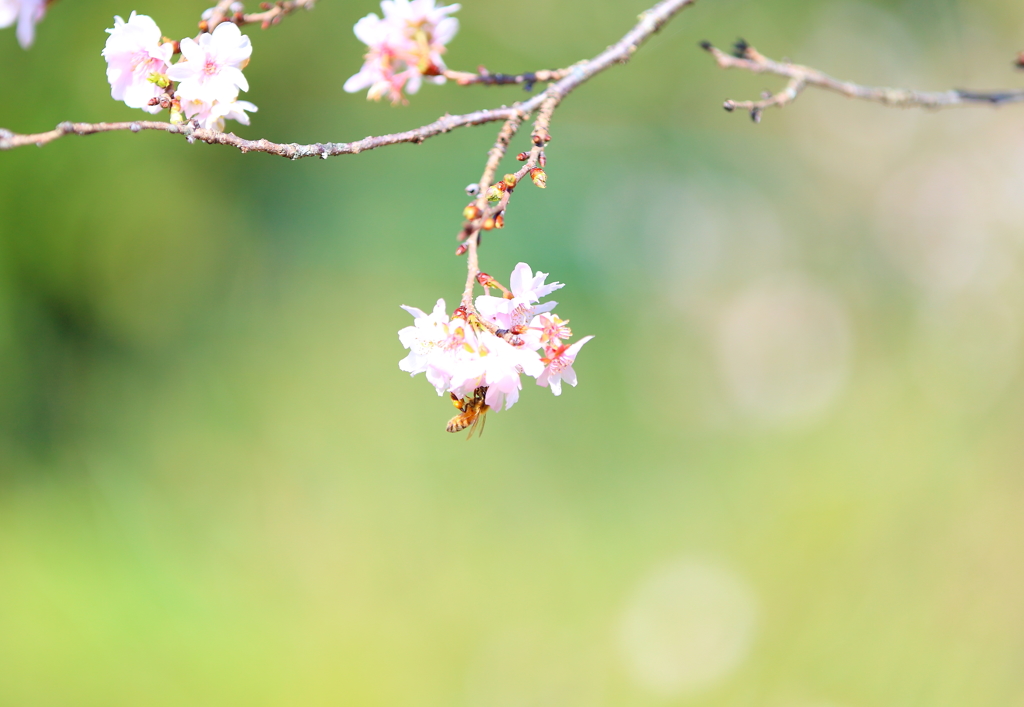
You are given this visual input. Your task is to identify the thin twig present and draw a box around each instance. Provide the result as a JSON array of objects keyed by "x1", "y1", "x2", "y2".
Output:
[
  {"x1": 462, "y1": 115, "x2": 526, "y2": 308},
  {"x1": 1, "y1": 0, "x2": 697, "y2": 158},
  {"x1": 444, "y1": 67, "x2": 572, "y2": 91},
  {"x1": 701, "y1": 40, "x2": 1024, "y2": 121},
  {"x1": 206, "y1": 0, "x2": 315, "y2": 32},
  {"x1": 454, "y1": 0, "x2": 697, "y2": 304},
  {"x1": 0, "y1": 108, "x2": 526, "y2": 157}
]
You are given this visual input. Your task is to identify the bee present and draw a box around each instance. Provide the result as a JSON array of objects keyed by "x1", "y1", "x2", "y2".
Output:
[{"x1": 447, "y1": 387, "x2": 489, "y2": 438}]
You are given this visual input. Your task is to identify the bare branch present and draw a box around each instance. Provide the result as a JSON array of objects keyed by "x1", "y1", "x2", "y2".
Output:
[
  {"x1": 453, "y1": 0, "x2": 703, "y2": 303},
  {"x1": 701, "y1": 39, "x2": 1024, "y2": 121},
  {"x1": 1, "y1": 0, "x2": 697, "y2": 159},
  {"x1": 443, "y1": 67, "x2": 572, "y2": 91},
  {"x1": 206, "y1": 0, "x2": 315, "y2": 32},
  {"x1": 0, "y1": 108, "x2": 526, "y2": 158}
]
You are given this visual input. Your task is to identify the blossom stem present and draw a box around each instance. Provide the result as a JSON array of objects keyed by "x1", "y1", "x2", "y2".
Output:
[{"x1": 462, "y1": 115, "x2": 525, "y2": 308}]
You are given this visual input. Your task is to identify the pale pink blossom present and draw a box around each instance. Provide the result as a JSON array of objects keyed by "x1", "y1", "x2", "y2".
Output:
[
  {"x1": 179, "y1": 95, "x2": 258, "y2": 131},
  {"x1": 537, "y1": 336, "x2": 594, "y2": 396},
  {"x1": 380, "y1": 0, "x2": 459, "y2": 67},
  {"x1": 344, "y1": 0, "x2": 459, "y2": 104},
  {"x1": 398, "y1": 264, "x2": 591, "y2": 425},
  {"x1": 448, "y1": 331, "x2": 543, "y2": 412},
  {"x1": 476, "y1": 262, "x2": 562, "y2": 331},
  {"x1": 168, "y1": 21, "x2": 252, "y2": 106},
  {"x1": 522, "y1": 312, "x2": 573, "y2": 350},
  {"x1": 0, "y1": 0, "x2": 46, "y2": 49},
  {"x1": 102, "y1": 13, "x2": 175, "y2": 114},
  {"x1": 509, "y1": 262, "x2": 563, "y2": 303}
]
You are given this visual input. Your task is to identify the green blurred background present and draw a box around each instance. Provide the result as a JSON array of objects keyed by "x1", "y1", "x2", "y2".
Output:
[{"x1": 3, "y1": 0, "x2": 1024, "y2": 704}]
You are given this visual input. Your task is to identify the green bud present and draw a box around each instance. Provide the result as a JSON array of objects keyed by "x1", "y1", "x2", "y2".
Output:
[{"x1": 148, "y1": 72, "x2": 171, "y2": 89}]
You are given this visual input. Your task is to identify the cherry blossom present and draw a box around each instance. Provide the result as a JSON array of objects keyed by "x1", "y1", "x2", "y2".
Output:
[
  {"x1": 398, "y1": 299, "x2": 451, "y2": 378},
  {"x1": 345, "y1": 0, "x2": 460, "y2": 104},
  {"x1": 397, "y1": 264, "x2": 592, "y2": 429},
  {"x1": 102, "y1": 13, "x2": 175, "y2": 114},
  {"x1": 537, "y1": 336, "x2": 594, "y2": 396},
  {"x1": 523, "y1": 312, "x2": 573, "y2": 351},
  {"x1": 509, "y1": 262, "x2": 564, "y2": 303},
  {"x1": 163, "y1": 21, "x2": 255, "y2": 130},
  {"x1": 448, "y1": 331, "x2": 544, "y2": 412},
  {"x1": 168, "y1": 21, "x2": 252, "y2": 104},
  {"x1": 0, "y1": 0, "x2": 46, "y2": 49},
  {"x1": 475, "y1": 262, "x2": 563, "y2": 332},
  {"x1": 399, "y1": 300, "x2": 479, "y2": 395},
  {"x1": 179, "y1": 95, "x2": 258, "y2": 131}
]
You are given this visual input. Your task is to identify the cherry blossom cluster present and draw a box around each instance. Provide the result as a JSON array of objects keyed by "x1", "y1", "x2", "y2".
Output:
[
  {"x1": 0, "y1": 0, "x2": 45, "y2": 48},
  {"x1": 399, "y1": 263, "x2": 593, "y2": 424},
  {"x1": 102, "y1": 12, "x2": 256, "y2": 131},
  {"x1": 344, "y1": 0, "x2": 460, "y2": 104}
]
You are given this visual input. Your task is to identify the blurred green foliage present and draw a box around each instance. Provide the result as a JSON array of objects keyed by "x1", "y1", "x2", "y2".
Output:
[{"x1": 3, "y1": 0, "x2": 1024, "y2": 704}]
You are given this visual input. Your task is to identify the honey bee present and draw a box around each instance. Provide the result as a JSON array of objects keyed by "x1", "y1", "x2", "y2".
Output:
[{"x1": 447, "y1": 387, "x2": 489, "y2": 438}]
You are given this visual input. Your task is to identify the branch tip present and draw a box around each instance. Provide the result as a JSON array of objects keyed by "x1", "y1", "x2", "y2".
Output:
[{"x1": 704, "y1": 39, "x2": 1024, "y2": 117}]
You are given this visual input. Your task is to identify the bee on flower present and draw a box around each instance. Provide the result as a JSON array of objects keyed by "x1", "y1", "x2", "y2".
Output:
[
  {"x1": 344, "y1": 0, "x2": 461, "y2": 104},
  {"x1": 398, "y1": 263, "x2": 593, "y2": 435}
]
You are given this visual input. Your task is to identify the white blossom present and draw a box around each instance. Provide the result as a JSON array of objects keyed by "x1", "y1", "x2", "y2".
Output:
[
  {"x1": 169, "y1": 21, "x2": 251, "y2": 103},
  {"x1": 167, "y1": 21, "x2": 256, "y2": 130},
  {"x1": 102, "y1": 13, "x2": 175, "y2": 114},
  {"x1": 0, "y1": 0, "x2": 46, "y2": 49},
  {"x1": 448, "y1": 330, "x2": 544, "y2": 412}
]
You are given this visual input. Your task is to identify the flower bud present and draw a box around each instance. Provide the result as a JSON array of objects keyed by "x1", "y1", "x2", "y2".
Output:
[
  {"x1": 147, "y1": 72, "x2": 171, "y2": 88},
  {"x1": 530, "y1": 168, "x2": 547, "y2": 189},
  {"x1": 516, "y1": 152, "x2": 529, "y2": 161},
  {"x1": 455, "y1": 244, "x2": 468, "y2": 256},
  {"x1": 486, "y1": 185, "x2": 504, "y2": 202},
  {"x1": 502, "y1": 174, "x2": 518, "y2": 189},
  {"x1": 494, "y1": 214, "x2": 505, "y2": 229},
  {"x1": 477, "y1": 272, "x2": 496, "y2": 287},
  {"x1": 463, "y1": 204, "x2": 482, "y2": 220},
  {"x1": 482, "y1": 218, "x2": 496, "y2": 231}
]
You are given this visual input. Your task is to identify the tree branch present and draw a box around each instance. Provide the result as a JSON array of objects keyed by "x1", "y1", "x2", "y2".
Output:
[
  {"x1": 443, "y1": 67, "x2": 571, "y2": 91},
  {"x1": 701, "y1": 39, "x2": 1024, "y2": 122},
  {"x1": 453, "y1": 0, "x2": 700, "y2": 304},
  {"x1": 206, "y1": 0, "x2": 316, "y2": 32},
  {"x1": 1, "y1": 0, "x2": 697, "y2": 159}
]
